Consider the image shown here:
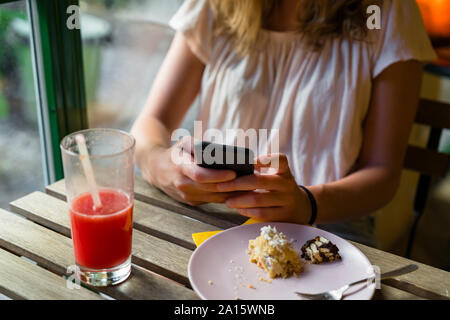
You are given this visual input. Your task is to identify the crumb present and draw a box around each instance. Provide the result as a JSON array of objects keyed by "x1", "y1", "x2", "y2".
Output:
[
  {"x1": 258, "y1": 277, "x2": 272, "y2": 284},
  {"x1": 230, "y1": 259, "x2": 234, "y2": 263},
  {"x1": 248, "y1": 284, "x2": 256, "y2": 289},
  {"x1": 208, "y1": 280, "x2": 213, "y2": 286}
]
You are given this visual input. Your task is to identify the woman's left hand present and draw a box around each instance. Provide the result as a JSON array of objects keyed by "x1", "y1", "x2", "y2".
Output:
[{"x1": 217, "y1": 154, "x2": 311, "y2": 224}]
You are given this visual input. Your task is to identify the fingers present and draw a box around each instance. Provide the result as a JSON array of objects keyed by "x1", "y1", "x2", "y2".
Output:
[
  {"x1": 179, "y1": 191, "x2": 231, "y2": 204},
  {"x1": 180, "y1": 161, "x2": 236, "y2": 183},
  {"x1": 225, "y1": 191, "x2": 287, "y2": 208},
  {"x1": 173, "y1": 176, "x2": 240, "y2": 204},
  {"x1": 173, "y1": 137, "x2": 237, "y2": 183},
  {"x1": 216, "y1": 153, "x2": 294, "y2": 192},
  {"x1": 174, "y1": 176, "x2": 220, "y2": 192},
  {"x1": 185, "y1": 200, "x2": 205, "y2": 206},
  {"x1": 217, "y1": 173, "x2": 288, "y2": 192},
  {"x1": 255, "y1": 153, "x2": 291, "y2": 175}
]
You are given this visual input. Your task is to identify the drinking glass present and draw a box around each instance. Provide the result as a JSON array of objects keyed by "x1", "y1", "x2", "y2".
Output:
[{"x1": 61, "y1": 128, "x2": 135, "y2": 286}]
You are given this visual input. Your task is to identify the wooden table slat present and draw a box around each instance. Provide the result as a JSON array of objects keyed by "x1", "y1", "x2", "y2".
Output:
[
  {"x1": 133, "y1": 199, "x2": 215, "y2": 250},
  {"x1": 0, "y1": 209, "x2": 198, "y2": 300},
  {"x1": 372, "y1": 283, "x2": 425, "y2": 300},
  {"x1": 134, "y1": 175, "x2": 249, "y2": 227},
  {"x1": 47, "y1": 177, "x2": 247, "y2": 229},
  {"x1": 44, "y1": 186, "x2": 219, "y2": 250},
  {"x1": 10, "y1": 192, "x2": 193, "y2": 286},
  {"x1": 11, "y1": 192, "x2": 192, "y2": 285},
  {"x1": 0, "y1": 209, "x2": 75, "y2": 275},
  {"x1": 44, "y1": 177, "x2": 450, "y2": 300},
  {"x1": 0, "y1": 248, "x2": 103, "y2": 300},
  {"x1": 351, "y1": 241, "x2": 450, "y2": 300}
]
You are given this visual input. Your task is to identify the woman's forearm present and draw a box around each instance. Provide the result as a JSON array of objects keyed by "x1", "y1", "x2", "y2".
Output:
[
  {"x1": 130, "y1": 33, "x2": 206, "y2": 185},
  {"x1": 131, "y1": 115, "x2": 172, "y2": 185},
  {"x1": 308, "y1": 166, "x2": 400, "y2": 224}
]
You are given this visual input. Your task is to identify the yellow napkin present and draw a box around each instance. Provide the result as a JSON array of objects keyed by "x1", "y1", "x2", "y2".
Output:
[{"x1": 192, "y1": 218, "x2": 264, "y2": 247}]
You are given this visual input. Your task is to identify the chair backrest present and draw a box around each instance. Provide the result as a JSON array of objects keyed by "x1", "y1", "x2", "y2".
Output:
[
  {"x1": 403, "y1": 99, "x2": 450, "y2": 258},
  {"x1": 403, "y1": 98, "x2": 450, "y2": 177}
]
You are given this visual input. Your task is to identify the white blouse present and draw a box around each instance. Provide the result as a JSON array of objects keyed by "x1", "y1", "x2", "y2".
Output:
[{"x1": 169, "y1": 0, "x2": 436, "y2": 187}]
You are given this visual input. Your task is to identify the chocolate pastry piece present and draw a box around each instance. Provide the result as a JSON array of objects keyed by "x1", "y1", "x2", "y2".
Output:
[{"x1": 301, "y1": 236, "x2": 341, "y2": 264}]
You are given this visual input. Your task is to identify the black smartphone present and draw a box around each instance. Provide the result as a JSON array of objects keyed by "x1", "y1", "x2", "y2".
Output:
[{"x1": 193, "y1": 141, "x2": 254, "y2": 177}]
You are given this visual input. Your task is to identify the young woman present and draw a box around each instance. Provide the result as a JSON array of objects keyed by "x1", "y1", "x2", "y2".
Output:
[{"x1": 131, "y1": 0, "x2": 436, "y2": 246}]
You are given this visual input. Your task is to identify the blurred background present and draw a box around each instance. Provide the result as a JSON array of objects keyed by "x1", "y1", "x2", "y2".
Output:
[
  {"x1": 0, "y1": 0, "x2": 449, "y2": 270},
  {"x1": 0, "y1": 0, "x2": 192, "y2": 209}
]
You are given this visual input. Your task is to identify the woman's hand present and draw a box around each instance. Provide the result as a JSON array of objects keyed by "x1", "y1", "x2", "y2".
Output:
[
  {"x1": 142, "y1": 136, "x2": 237, "y2": 206},
  {"x1": 217, "y1": 154, "x2": 311, "y2": 224}
]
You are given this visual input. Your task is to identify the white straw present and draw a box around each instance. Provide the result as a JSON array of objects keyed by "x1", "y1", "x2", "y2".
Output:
[{"x1": 75, "y1": 134, "x2": 102, "y2": 209}]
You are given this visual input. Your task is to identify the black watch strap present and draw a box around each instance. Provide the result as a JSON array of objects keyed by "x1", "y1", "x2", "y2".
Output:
[{"x1": 299, "y1": 185, "x2": 317, "y2": 225}]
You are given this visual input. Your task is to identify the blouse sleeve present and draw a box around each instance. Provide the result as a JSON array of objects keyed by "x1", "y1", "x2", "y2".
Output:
[
  {"x1": 371, "y1": 0, "x2": 437, "y2": 78},
  {"x1": 169, "y1": 0, "x2": 215, "y2": 64}
]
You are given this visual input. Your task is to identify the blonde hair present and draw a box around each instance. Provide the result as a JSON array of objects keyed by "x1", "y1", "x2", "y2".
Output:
[{"x1": 209, "y1": 0, "x2": 369, "y2": 55}]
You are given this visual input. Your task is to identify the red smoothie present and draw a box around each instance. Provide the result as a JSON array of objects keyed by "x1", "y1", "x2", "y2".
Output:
[{"x1": 70, "y1": 189, "x2": 133, "y2": 269}]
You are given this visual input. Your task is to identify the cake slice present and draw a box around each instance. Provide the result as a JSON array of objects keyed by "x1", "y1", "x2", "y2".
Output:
[
  {"x1": 300, "y1": 236, "x2": 341, "y2": 264},
  {"x1": 248, "y1": 226, "x2": 303, "y2": 279}
]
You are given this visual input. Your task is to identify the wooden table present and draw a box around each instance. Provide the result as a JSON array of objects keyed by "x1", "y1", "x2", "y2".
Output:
[{"x1": 0, "y1": 175, "x2": 449, "y2": 300}]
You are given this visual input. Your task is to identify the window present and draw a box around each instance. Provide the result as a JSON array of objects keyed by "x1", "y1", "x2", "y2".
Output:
[
  {"x1": 78, "y1": 0, "x2": 194, "y2": 132},
  {"x1": 0, "y1": 0, "x2": 195, "y2": 208},
  {"x1": 0, "y1": 0, "x2": 43, "y2": 209}
]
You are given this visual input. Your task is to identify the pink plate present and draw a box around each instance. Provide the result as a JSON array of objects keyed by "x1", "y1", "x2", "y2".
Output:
[{"x1": 188, "y1": 223, "x2": 376, "y2": 300}]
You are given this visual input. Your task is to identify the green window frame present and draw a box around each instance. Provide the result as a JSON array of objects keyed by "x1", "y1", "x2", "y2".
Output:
[{"x1": 1, "y1": 0, "x2": 87, "y2": 183}]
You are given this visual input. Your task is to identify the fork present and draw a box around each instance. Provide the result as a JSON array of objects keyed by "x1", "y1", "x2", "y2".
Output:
[{"x1": 295, "y1": 264, "x2": 418, "y2": 300}]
